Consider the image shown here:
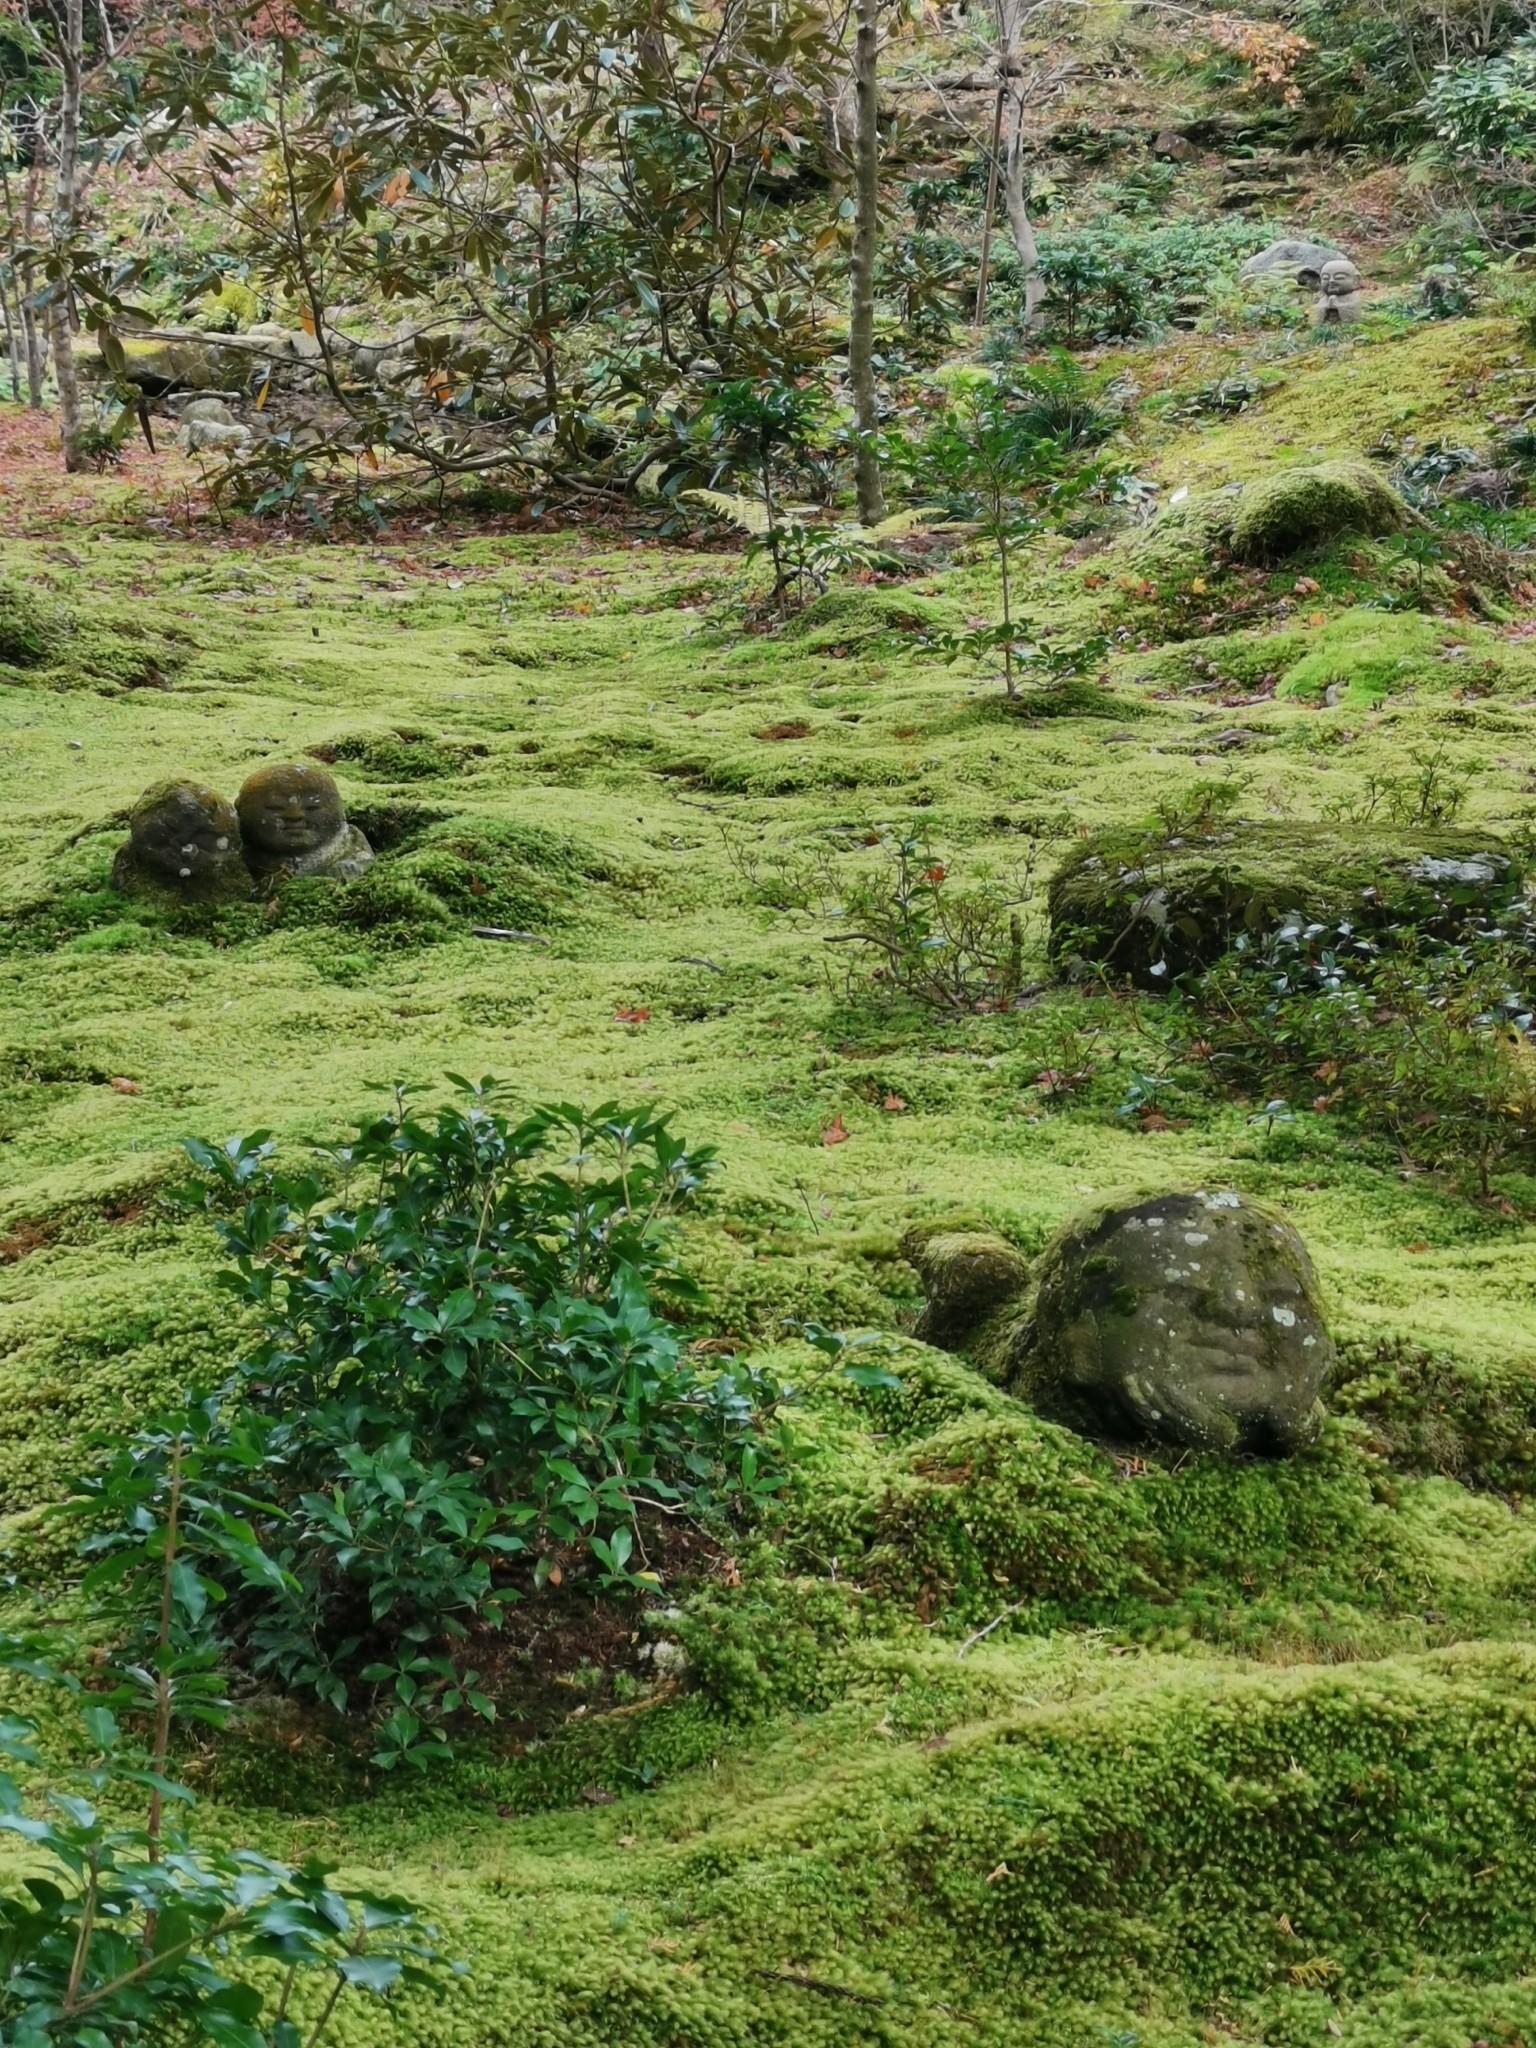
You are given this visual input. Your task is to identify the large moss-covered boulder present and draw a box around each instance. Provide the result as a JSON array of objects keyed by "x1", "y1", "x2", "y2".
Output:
[
  {"x1": 1049, "y1": 821, "x2": 1523, "y2": 988},
  {"x1": 1009, "y1": 1190, "x2": 1331, "y2": 1454},
  {"x1": 1227, "y1": 460, "x2": 1411, "y2": 564},
  {"x1": 74, "y1": 332, "x2": 238, "y2": 393},
  {"x1": 1240, "y1": 239, "x2": 1347, "y2": 286}
]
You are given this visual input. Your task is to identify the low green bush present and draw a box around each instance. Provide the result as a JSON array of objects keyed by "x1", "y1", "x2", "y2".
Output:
[{"x1": 71, "y1": 1085, "x2": 787, "y2": 1768}]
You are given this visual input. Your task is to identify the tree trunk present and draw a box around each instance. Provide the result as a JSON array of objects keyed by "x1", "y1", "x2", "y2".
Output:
[
  {"x1": 21, "y1": 288, "x2": 45, "y2": 408},
  {"x1": 51, "y1": 0, "x2": 86, "y2": 471},
  {"x1": 0, "y1": 284, "x2": 19, "y2": 401},
  {"x1": 992, "y1": 0, "x2": 1043, "y2": 328},
  {"x1": 10, "y1": 164, "x2": 46, "y2": 407},
  {"x1": 1002, "y1": 116, "x2": 1044, "y2": 328},
  {"x1": 848, "y1": 0, "x2": 886, "y2": 525},
  {"x1": 49, "y1": 298, "x2": 83, "y2": 465}
]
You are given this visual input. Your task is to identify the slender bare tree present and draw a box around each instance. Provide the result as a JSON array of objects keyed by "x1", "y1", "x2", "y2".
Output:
[
  {"x1": 849, "y1": 0, "x2": 886, "y2": 523},
  {"x1": 46, "y1": 0, "x2": 86, "y2": 468}
]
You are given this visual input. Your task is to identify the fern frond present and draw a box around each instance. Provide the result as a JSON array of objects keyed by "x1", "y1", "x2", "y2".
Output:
[
  {"x1": 682, "y1": 488, "x2": 772, "y2": 535},
  {"x1": 861, "y1": 506, "x2": 947, "y2": 540}
]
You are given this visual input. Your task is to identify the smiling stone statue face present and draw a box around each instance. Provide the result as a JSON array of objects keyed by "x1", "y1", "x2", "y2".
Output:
[
  {"x1": 111, "y1": 780, "x2": 254, "y2": 903},
  {"x1": 1013, "y1": 1189, "x2": 1331, "y2": 1454},
  {"x1": 236, "y1": 761, "x2": 373, "y2": 880}
]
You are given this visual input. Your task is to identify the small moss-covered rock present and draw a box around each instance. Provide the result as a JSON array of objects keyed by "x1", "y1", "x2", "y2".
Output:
[
  {"x1": 1227, "y1": 459, "x2": 1412, "y2": 563},
  {"x1": 1009, "y1": 1189, "x2": 1332, "y2": 1454},
  {"x1": 1049, "y1": 821, "x2": 1523, "y2": 987},
  {"x1": 902, "y1": 1226, "x2": 1031, "y2": 1350}
]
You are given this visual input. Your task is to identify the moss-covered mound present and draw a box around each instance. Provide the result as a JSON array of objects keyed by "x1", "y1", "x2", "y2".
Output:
[
  {"x1": 1124, "y1": 461, "x2": 1414, "y2": 584},
  {"x1": 310, "y1": 730, "x2": 487, "y2": 781},
  {"x1": 0, "y1": 576, "x2": 75, "y2": 670},
  {"x1": 0, "y1": 574, "x2": 191, "y2": 693},
  {"x1": 272, "y1": 812, "x2": 617, "y2": 945},
  {"x1": 1229, "y1": 459, "x2": 1413, "y2": 562},
  {"x1": 1049, "y1": 820, "x2": 1524, "y2": 986}
]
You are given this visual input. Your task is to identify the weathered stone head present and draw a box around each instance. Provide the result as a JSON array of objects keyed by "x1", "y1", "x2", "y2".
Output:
[
  {"x1": 1015, "y1": 1190, "x2": 1330, "y2": 1454},
  {"x1": 236, "y1": 760, "x2": 373, "y2": 881},
  {"x1": 1315, "y1": 258, "x2": 1362, "y2": 325},
  {"x1": 904, "y1": 1189, "x2": 1332, "y2": 1456},
  {"x1": 111, "y1": 779, "x2": 253, "y2": 903}
]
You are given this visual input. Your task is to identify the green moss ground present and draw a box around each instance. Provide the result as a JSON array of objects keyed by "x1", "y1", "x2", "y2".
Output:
[{"x1": 5, "y1": 316, "x2": 1536, "y2": 2045}]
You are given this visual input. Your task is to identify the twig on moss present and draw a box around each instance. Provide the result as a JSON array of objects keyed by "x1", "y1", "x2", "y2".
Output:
[
  {"x1": 753, "y1": 1969, "x2": 885, "y2": 2005},
  {"x1": 955, "y1": 1600, "x2": 1026, "y2": 1659}
]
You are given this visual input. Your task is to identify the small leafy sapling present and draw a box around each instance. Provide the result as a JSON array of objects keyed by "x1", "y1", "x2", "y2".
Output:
[
  {"x1": 915, "y1": 379, "x2": 1112, "y2": 695},
  {"x1": 697, "y1": 378, "x2": 833, "y2": 616}
]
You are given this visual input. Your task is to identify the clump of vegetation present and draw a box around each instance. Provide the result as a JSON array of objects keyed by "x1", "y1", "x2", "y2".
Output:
[
  {"x1": 1173, "y1": 915, "x2": 1536, "y2": 1197},
  {"x1": 0, "y1": 576, "x2": 76, "y2": 670},
  {"x1": 732, "y1": 828, "x2": 1045, "y2": 1011},
  {"x1": 0, "y1": 1639, "x2": 449, "y2": 2044},
  {"x1": 73, "y1": 1087, "x2": 787, "y2": 1768}
]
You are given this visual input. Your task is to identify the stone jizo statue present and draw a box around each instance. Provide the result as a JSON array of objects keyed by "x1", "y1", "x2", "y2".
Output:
[
  {"x1": 111, "y1": 779, "x2": 255, "y2": 903},
  {"x1": 1314, "y1": 258, "x2": 1363, "y2": 325},
  {"x1": 236, "y1": 760, "x2": 373, "y2": 881},
  {"x1": 905, "y1": 1188, "x2": 1332, "y2": 1456}
]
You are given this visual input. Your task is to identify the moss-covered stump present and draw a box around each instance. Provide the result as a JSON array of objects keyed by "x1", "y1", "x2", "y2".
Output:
[
  {"x1": 1049, "y1": 821, "x2": 1523, "y2": 987},
  {"x1": 1008, "y1": 1190, "x2": 1332, "y2": 1454}
]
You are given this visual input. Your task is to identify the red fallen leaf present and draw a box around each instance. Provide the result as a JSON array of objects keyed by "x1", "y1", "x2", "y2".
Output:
[
  {"x1": 822, "y1": 1113, "x2": 851, "y2": 1145},
  {"x1": 1406, "y1": 1241, "x2": 1430, "y2": 1254},
  {"x1": 881, "y1": 1093, "x2": 908, "y2": 1113},
  {"x1": 1137, "y1": 1107, "x2": 1172, "y2": 1131},
  {"x1": 1293, "y1": 575, "x2": 1320, "y2": 595},
  {"x1": 108, "y1": 1077, "x2": 141, "y2": 1095},
  {"x1": 615, "y1": 1006, "x2": 650, "y2": 1024},
  {"x1": 923, "y1": 864, "x2": 946, "y2": 884},
  {"x1": 547, "y1": 1564, "x2": 563, "y2": 1587}
]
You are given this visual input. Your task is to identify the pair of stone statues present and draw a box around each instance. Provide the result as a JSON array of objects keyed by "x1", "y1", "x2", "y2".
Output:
[{"x1": 112, "y1": 761, "x2": 373, "y2": 904}]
